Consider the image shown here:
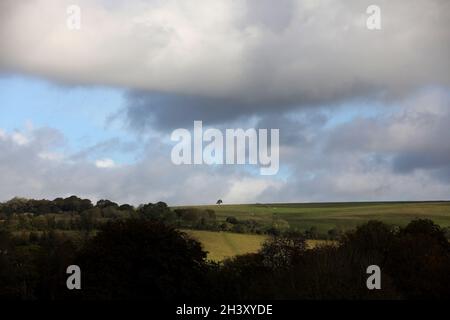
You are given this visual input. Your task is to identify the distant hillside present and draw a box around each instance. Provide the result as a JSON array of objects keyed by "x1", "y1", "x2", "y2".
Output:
[{"x1": 180, "y1": 201, "x2": 450, "y2": 234}]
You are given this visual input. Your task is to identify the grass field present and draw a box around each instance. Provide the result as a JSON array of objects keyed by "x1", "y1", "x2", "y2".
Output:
[
  {"x1": 183, "y1": 230, "x2": 266, "y2": 261},
  {"x1": 183, "y1": 201, "x2": 450, "y2": 234},
  {"x1": 183, "y1": 230, "x2": 334, "y2": 261}
]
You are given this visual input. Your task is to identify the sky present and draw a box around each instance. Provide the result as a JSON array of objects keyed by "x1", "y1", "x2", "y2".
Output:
[{"x1": 0, "y1": 0, "x2": 450, "y2": 205}]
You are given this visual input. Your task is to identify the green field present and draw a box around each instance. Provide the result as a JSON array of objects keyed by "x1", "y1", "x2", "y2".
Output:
[
  {"x1": 184, "y1": 230, "x2": 334, "y2": 261},
  {"x1": 183, "y1": 230, "x2": 266, "y2": 261},
  {"x1": 180, "y1": 202, "x2": 450, "y2": 260},
  {"x1": 183, "y1": 201, "x2": 450, "y2": 234}
]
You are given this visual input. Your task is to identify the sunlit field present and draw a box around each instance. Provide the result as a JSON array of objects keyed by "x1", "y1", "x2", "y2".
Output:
[{"x1": 182, "y1": 201, "x2": 450, "y2": 234}]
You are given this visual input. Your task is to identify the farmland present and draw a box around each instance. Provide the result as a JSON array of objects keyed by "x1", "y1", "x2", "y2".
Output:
[
  {"x1": 183, "y1": 230, "x2": 266, "y2": 261},
  {"x1": 3, "y1": 198, "x2": 450, "y2": 261},
  {"x1": 183, "y1": 201, "x2": 450, "y2": 234},
  {"x1": 184, "y1": 230, "x2": 334, "y2": 261}
]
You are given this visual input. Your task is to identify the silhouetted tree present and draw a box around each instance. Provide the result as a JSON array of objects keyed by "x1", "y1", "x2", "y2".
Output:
[
  {"x1": 75, "y1": 219, "x2": 209, "y2": 300},
  {"x1": 385, "y1": 219, "x2": 450, "y2": 299},
  {"x1": 212, "y1": 253, "x2": 274, "y2": 300},
  {"x1": 96, "y1": 199, "x2": 119, "y2": 209},
  {"x1": 138, "y1": 202, "x2": 175, "y2": 223}
]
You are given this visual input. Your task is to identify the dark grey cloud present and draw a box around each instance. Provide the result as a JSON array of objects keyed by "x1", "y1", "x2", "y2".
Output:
[
  {"x1": 69, "y1": 137, "x2": 139, "y2": 161},
  {"x1": 124, "y1": 92, "x2": 264, "y2": 132},
  {"x1": 241, "y1": 0, "x2": 296, "y2": 33},
  {"x1": 323, "y1": 89, "x2": 450, "y2": 177},
  {"x1": 255, "y1": 111, "x2": 328, "y2": 146},
  {"x1": 392, "y1": 151, "x2": 450, "y2": 174},
  {"x1": 122, "y1": 88, "x2": 376, "y2": 134}
]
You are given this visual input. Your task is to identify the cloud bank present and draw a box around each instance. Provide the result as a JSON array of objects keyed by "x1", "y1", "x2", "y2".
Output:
[
  {"x1": 1, "y1": 0, "x2": 449, "y2": 100},
  {"x1": 1, "y1": 0, "x2": 450, "y2": 204}
]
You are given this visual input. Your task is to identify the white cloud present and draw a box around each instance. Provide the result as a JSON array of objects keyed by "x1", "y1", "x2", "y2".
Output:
[
  {"x1": 95, "y1": 158, "x2": 116, "y2": 168},
  {"x1": 11, "y1": 132, "x2": 29, "y2": 145},
  {"x1": 38, "y1": 152, "x2": 64, "y2": 161},
  {"x1": 224, "y1": 177, "x2": 283, "y2": 204}
]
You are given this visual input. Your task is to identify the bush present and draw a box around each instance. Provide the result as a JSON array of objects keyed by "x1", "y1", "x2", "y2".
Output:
[
  {"x1": 260, "y1": 230, "x2": 306, "y2": 270},
  {"x1": 174, "y1": 208, "x2": 217, "y2": 228},
  {"x1": 225, "y1": 216, "x2": 238, "y2": 224}
]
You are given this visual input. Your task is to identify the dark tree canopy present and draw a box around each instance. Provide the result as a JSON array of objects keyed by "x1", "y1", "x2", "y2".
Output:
[{"x1": 75, "y1": 219, "x2": 209, "y2": 300}]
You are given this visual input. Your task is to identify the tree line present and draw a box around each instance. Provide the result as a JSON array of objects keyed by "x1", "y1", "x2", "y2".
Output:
[{"x1": 0, "y1": 196, "x2": 299, "y2": 236}]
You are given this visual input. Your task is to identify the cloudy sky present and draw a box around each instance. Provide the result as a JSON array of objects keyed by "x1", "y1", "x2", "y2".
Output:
[{"x1": 1, "y1": 0, "x2": 450, "y2": 205}]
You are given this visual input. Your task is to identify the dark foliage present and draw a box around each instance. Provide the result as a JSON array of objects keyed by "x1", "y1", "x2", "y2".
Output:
[
  {"x1": 74, "y1": 219, "x2": 209, "y2": 300},
  {"x1": 0, "y1": 214, "x2": 449, "y2": 300}
]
